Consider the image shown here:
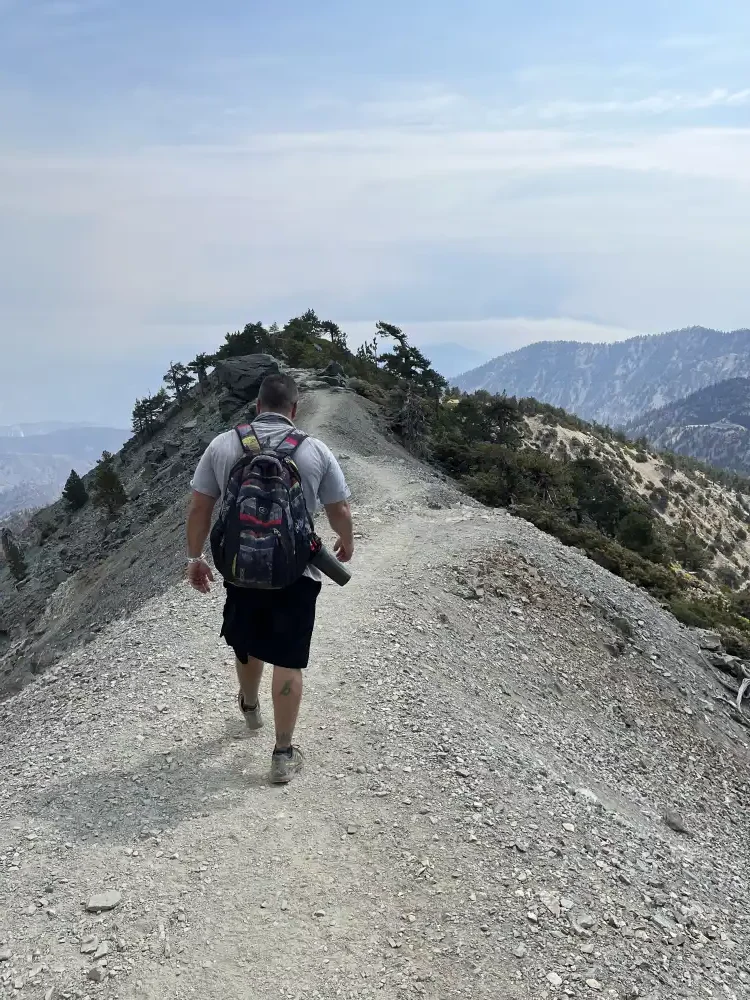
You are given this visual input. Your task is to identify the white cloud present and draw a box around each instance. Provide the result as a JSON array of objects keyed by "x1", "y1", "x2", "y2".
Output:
[
  {"x1": 1, "y1": 120, "x2": 749, "y2": 422},
  {"x1": 535, "y1": 89, "x2": 750, "y2": 119},
  {"x1": 1, "y1": 126, "x2": 749, "y2": 316}
]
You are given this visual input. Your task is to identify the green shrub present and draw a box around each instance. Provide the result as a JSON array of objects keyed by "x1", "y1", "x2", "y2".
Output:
[
  {"x1": 717, "y1": 565, "x2": 741, "y2": 589},
  {"x1": 669, "y1": 598, "x2": 713, "y2": 629},
  {"x1": 348, "y1": 377, "x2": 386, "y2": 403},
  {"x1": 616, "y1": 510, "x2": 669, "y2": 564},
  {"x1": 669, "y1": 596, "x2": 750, "y2": 656},
  {"x1": 670, "y1": 524, "x2": 711, "y2": 572},
  {"x1": 649, "y1": 489, "x2": 669, "y2": 513}
]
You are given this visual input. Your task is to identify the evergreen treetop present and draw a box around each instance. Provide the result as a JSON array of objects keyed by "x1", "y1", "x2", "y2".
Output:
[{"x1": 62, "y1": 469, "x2": 88, "y2": 510}]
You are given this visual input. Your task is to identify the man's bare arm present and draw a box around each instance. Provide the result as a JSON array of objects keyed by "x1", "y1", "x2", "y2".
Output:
[
  {"x1": 324, "y1": 500, "x2": 354, "y2": 562},
  {"x1": 186, "y1": 491, "x2": 217, "y2": 592},
  {"x1": 188, "y1": 491, "x2": 215, "y2": 556}
]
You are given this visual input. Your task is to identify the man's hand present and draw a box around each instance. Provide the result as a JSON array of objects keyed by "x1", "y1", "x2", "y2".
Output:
[
  {"x1": 187, "y1": 491, "x2": 217, "y2": 592},
  {"x1": 187, "y1": 558, "x2": 214, "y2": 593},
  {"x1": 334, "y1": 536, "x2": 354, "y2": 563},
  {"x1": 325, "y1": 500, "x2": 354, "y2": 564}
]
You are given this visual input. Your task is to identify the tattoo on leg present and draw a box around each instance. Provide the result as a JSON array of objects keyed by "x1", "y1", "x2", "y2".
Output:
[
  {"x1": 280, "y1": 680, "x2": 292, "y2": 696},
  {"x1": 276, "y1": 730, "x2": 293, "y2": 748}
]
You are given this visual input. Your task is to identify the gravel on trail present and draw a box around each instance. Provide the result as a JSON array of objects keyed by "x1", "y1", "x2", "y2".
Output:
[{"x1": 1, "y1": 388, "x2": 750, "y2": 999}]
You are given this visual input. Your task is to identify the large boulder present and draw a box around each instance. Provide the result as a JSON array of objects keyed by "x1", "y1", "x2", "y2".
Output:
[
  {"x1": 218, "y1": 395, "x2": 247, "y2": 422},
  {"x1": 214, "y1": 355, "x2": 280, "y2": 402},
  {"x1": 319, "y1": 361, "x2": 346, "y2": 378}
]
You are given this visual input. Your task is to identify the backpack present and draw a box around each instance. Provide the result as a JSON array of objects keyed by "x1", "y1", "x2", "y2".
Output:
[{"x1": 210, "y1": 422, "x2": 317, "y2": 589}]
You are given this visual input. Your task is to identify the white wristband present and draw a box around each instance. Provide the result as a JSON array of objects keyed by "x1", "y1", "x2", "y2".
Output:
[{"x1": 187, "y1": 555, "x2": 206, "y2": 564}]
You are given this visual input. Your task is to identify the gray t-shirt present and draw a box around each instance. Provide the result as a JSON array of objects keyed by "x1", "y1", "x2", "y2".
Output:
[{"x1": 191, "y1": 412, "x2": 350, "y2": 580}]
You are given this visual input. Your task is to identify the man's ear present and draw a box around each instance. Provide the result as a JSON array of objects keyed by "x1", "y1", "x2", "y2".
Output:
[{"x1": 291, "y1": 402, "x2": 299, "y2": 420}]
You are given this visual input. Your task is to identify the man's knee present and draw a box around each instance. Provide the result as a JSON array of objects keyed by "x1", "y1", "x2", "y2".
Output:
[
  {"x1": 273, "y1": 665, "x2": 303, "y2": 689},
  {"x1": 235, "y1": 653, "x2": 264, "y2": 668}
]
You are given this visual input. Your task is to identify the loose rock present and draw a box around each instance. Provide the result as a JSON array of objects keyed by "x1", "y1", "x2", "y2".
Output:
[
  {"x1": 663, "y1": 810, "x2": 692, "y2": 836},
  {"x1": 86, "y1": 890, "x2": 122, "y2": 912},
  {"x1": 80, "y1": 935, "x2": 99, "y2": 954}
]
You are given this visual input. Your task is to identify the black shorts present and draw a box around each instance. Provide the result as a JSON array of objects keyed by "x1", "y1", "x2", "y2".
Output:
[{"x1": 220, "y1": 576, "x2": 322, "y2": 670}]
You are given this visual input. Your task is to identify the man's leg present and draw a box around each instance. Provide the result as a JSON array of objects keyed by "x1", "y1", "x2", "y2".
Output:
[
  {"x1": 235, "y1": 655, "x2": 264, "y2": 709},
  {"x1": 271, "y1": 666, "x2": 303, "y2": 750}
]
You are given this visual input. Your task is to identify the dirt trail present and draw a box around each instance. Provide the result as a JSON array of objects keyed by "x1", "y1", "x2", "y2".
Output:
[{"x1": 2, "y1": 388, "x2": 750, "y2": 1000}]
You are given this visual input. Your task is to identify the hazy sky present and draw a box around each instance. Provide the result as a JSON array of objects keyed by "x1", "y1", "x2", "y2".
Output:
[{"x1": 1, "y1": 0, "x2": 749, "y2": 426}]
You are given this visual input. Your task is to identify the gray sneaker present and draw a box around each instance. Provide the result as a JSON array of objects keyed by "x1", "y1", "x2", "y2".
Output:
[
  {"x1": 238, "y1": 692, "x2": 263, "y2": 732},
  {"x1": 270, "y1": 747, "x2": 304, "y2": 785}
]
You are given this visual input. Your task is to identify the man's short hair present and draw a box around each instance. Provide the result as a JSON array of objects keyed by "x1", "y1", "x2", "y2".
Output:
[{"x1": 258, "y1": 373, "x2": 300, "y2": 413}]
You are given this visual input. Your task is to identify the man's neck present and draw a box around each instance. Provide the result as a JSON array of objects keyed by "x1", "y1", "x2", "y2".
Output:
[{"x1": 255, "y1": 410, "x2": 294, "y2": 424}]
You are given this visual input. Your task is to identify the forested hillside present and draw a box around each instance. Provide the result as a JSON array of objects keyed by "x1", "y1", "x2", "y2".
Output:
[
  {"x1": 627, "y1": 377, "x2": 750, "y2": 475},
  {"x1": 455, "y1": 326, "x2": 750, "y2": 426}
]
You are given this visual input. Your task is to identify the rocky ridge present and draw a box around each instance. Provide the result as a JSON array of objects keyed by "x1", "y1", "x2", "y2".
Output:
[{"x1": 1, "y1": 378, "x2": 750, "y2": 999}]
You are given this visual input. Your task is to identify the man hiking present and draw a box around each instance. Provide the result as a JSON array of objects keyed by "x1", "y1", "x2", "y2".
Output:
[{"x1": 186, "y1": 373, "x2": 354, "y2": 784}]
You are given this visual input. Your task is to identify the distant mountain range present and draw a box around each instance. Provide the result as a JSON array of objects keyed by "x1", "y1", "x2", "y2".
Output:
[
  {"x1": 626, "y1": 377, "x2": 750, "y2": 476},
  {"x1": 0, "y1": 424, "x2": 129, "y2": 518},
  {"x1": 0, "y1": 421, "x2": 100, "y2": 438},
  {"x1": 455, "y1": 326, "x2": 750, "y2": 427}
]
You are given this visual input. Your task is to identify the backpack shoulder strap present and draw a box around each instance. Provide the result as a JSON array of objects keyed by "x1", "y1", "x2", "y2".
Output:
[
  {"x1": 273, "y1": 428, "x2": 309, "y2": 459},
  {"x1": 235, "y1": 423, "x2": 261, "y2": 455}
]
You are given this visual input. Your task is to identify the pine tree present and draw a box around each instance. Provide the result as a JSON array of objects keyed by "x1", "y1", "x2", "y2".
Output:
[
  {"x1": 320, "y1": 320, "x2": 348, "y2": 350},
  {"x1": 284, "y1": 309, "x2": 321, "y2": 342},
  {"x1": 132, "y1": 397, "x2": 147, "y2": 434},
  {"x1": 133, "y1": 389, "x2": 171, "y2": 434},
  {"x1": 147, "y1": 388, "x2": 171, "y2": 422},
  {"x1": 188, "y1": 353, "x2": 213, "y2": 391},
  {"x1": 376, "y1": 323, "x2": 447, "y2": 399},
  {"x1": 62, "y1": 469, "x2": 88, "y2": 510},
  {"x1": 163, "y1": 362, "x2": 195, "y2": 403},
  {"x1": 91, "y1": 452, "x2": 127, "y2": 518},
  {"x1": 1, "y1": 527, "x2": 27, "y2": 581},
  {"x1": 214, "y1": 322, "x2": 272, "y2": 360},
  {"x1": 356, "y1": 336, "x2": 379, "y2": 368}
]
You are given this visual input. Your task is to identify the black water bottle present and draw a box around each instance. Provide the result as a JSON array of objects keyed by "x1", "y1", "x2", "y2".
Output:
[{"x1": 310, "y1": 543, "x2": 352, "y2": 586}]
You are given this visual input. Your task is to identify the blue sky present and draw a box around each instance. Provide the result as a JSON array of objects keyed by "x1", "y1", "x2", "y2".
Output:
[{"x1": 1, "y1": 0, "x2": 749, "y2": 424}]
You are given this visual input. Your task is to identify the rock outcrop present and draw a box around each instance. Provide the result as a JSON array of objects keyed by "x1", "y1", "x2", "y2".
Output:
[{"x1": 213, "y1": 354, "x2": 280, "y2": 417}]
